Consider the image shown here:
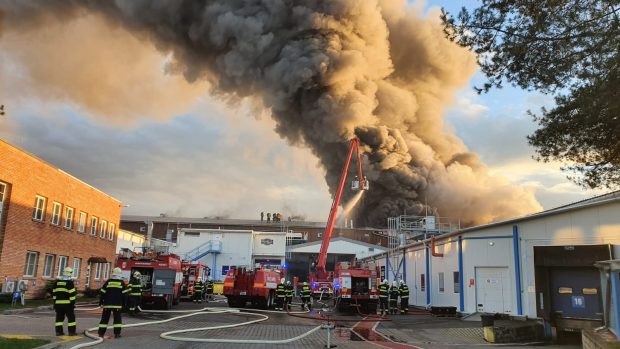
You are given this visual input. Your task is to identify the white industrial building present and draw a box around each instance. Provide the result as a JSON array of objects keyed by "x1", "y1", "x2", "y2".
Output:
[
  {"x1": 172, "y1": 228, "x2": 286, "y2": 281},
  {"x1": 364, "y1": 191, "x2": 620, "y2": 338}
]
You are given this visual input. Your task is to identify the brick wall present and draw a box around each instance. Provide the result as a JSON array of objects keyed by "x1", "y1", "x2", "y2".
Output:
[{"x1": 0, "y1": 140, "x2": 120, "y2": 297}]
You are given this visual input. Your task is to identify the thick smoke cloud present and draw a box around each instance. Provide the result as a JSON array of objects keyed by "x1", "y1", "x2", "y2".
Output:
[{"x1": 0, "y1": 0, "x2": 541, "y2": 227}]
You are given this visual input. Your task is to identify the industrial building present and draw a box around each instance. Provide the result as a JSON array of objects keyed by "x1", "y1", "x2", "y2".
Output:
[
  {"x1": 120, "y1": 215, "x2": 388, "y2": 246},
  {"x1": 172, "y1": 228, "x2": 286, "y2": 281},
  {"x1": 365, "y1": 191, "x2": 620, "y2": 337},
  {"x1": 0, "y1": 140, "x2": 120, "y2": 297}
]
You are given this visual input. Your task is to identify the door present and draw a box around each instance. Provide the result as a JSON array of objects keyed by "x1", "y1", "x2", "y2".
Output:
[
  {"x1": 475, "y1": 267, "x2": 512, "y2": 313},
  {"x1": 549, "y1": 267, "x2": 602, "y2": 320}
]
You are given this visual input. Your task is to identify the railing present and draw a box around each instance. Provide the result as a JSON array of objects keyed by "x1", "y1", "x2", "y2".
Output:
[{"x1": 184, "y1": 239, "x2": 222, "y2": 261}]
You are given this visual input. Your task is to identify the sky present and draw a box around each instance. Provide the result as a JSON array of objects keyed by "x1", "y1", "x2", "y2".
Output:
[{"x1": 0, "y1": 1, "x2": 606, "y2": 224}]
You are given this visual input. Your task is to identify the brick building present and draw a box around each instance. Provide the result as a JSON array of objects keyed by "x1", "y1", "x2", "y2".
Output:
[{"x1": 0, "y1": 140, "x2": 121, "y2": 297}]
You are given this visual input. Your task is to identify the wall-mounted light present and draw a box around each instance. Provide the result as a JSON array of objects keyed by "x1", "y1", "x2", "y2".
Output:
[{"x1": 489, "y1": 241, "x2": 495, "y2": 246}]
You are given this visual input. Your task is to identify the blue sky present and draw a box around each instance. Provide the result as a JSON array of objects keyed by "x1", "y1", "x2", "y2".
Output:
[{"x1": 0, "y1": 1, "x2": 605, "y2": 223}]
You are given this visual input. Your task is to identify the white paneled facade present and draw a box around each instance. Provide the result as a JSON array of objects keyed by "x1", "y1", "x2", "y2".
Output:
[{"x1": 366, "y1": 196, "x2": 620, "y2": 323}]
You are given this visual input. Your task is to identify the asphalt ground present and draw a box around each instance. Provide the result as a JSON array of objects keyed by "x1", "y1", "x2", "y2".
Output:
[{"x1": 0, "y1": 298, "x2": 581, "y2": 349}]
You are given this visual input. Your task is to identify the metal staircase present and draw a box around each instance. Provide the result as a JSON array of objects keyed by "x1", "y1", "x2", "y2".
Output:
[{"x1": 184, "y1": 239, "x2": 222, "y2": 262}]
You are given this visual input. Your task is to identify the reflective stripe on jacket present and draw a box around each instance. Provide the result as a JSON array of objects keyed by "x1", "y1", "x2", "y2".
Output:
[
  {"x1": 100, "y1": 279, "x2": 128, "y2": 308},
  {"x1": 52, "y1": 279, "x2": 76, "y2": 306}
]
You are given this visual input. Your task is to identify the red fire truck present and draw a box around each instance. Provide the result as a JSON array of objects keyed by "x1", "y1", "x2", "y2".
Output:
[
  {"x1": 309, "y1": 138, "x2": 378, "y2": 312},
  {"x1": 180, "y1": 261, "x2": 210, "y2": 301},
  {"x1": 332, "y1": 261, "x2": 380, "y2": 312},
  {"x1": 223, "y1": 266, "x2": 282, "y2": 308},
  {"x1": 117, "y1": 250, "x2": 183, "y2": 309}
]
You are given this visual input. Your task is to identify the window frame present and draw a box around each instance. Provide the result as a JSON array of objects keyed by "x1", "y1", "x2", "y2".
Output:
[
  {"x1": 23, "y1": 251, "x2": 39, "y2": 277},
  {"x1": 73, "y1": 257, "x2": 82, "y2": 279},
  {"x1": 100, "y1": 220, "x2": 107, "y2": 239},
  {"x1": 103, "y1": 263, "x2": 110, "y2": 279},
  {"x1": 420, "y1": 274, "x2": 425, "y2": 292},
  {"x1": 64, "y1": 206, "x2": 74, "y2": 229},
  {"x1": 77, "y1": 212, "x2": 87, "y2": 233},
  {"x1": 0, "y1": 182, "x2": 7, "y2": 226},
  {"x1": 90, "y1": 216, "x2": 98, "y2": 236},
  {"x1": 438, "y1": 272, "x2": 445, "y2": 293},
  {"x1": 51, "y1": 202, "x2": 62, "y2": 225},
  {"x1": 57, "y1": 255, "x2": 68, "y2": 278},
  {"x1": 95, "y1": 263, "x2": 102, "y2": 280},
  {"x1": 43, "y1": 254, "x2": 55, "y2": 278},
  {"x1": 33, "y1": 195, "x2": 46, "y2": 221},
  {"x1": 108, "y1": 223, "x2": 115, "y2": 241},
  {"x1": 453, "y1": 271, "x2": 460, "y2": 294}
]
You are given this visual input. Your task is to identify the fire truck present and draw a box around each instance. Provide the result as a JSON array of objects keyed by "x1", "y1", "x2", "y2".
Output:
[
  {"x1": 180, "y1": 261, "x2": 210, "y2": 301},
  {"x1": 309, "y1": 138, "x2": 379, "y2": 312},
  {"x1": 117, "y1": 249, "x2": 183, "y2": 309},
  {"x1": 223, "y1": 266, "x2": 282, "y2": 308}
]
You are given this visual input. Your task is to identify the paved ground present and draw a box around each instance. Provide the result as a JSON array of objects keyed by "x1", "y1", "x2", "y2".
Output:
[{"x1": 0, "y1": 299, "x2": 581, "y2": 349}]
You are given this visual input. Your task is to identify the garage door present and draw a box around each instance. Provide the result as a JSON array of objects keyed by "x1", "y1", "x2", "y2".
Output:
[
  {"x1": 549, "y1": 268, "x2": 602, "y2": 320},
  {"x1": 475, "y1": 267, "x2": 512, "y2": 313}
]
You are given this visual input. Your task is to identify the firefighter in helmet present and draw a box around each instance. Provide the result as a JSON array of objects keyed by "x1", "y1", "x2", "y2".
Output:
[
  {"x1": 52, "y1": 267, "x2": 77, "y2": 336},
  {"x1": 378, "y1": 279, "x2": 389, "y2": 315},
  {"x1": 275, "y1": 278, "x2": 286, "y2": 311},
  {"x1": 398, "y1": 279, "x2": 409, "y2": 314},
  {"x1": 99, "y1": 267, "x2": 129, "y2": 338},
  {"x1": 193, "y1": 277, "x2": 205, "y2": 303},
  {"x1": 285, "y1": 280, "x2": 294, "y2": 310},
  {"x1": 128, "y1": 271, "x2": 142, "y2": 315},
  {"x1": 389, "y1": 280, "x2": 400, "y2": 315},
  {"x1": 300, "y1": 281, "x2": 312, "y2": 310},
  {"x1": 206, "y1": 276, "x2": 214, "y2": 301}
]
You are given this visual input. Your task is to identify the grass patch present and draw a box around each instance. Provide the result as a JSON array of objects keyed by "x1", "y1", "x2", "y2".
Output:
[
  {"x1": 0, "y1": 337, "x2": 50, "y2": 349},
  {"x1": 0, "y1": 298, "x2": 52, "y2": 311}
]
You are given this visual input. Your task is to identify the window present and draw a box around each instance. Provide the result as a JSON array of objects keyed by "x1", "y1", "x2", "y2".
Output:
[
  {"x1": 0, "y1": 181, "x2": 7, "y2": 226},
  {"x1": 77, "y1": 212, "x2": 87, "y2": 233},
  {"x1": 51, "y1": 202, "x2": 62, "y2": 225},
  {"x1": 95, "y1": 263, "x2": 102, "y2": 280},
  {"x1": 64, "y1": 207, "x2": 74, "y2": 229},
  {"x1": 33, "y1": 195, "x2": 46, "y2": 221},
  {"x1": 43, "y1": 254, "x2": 55, "y2": 278},
  {"x1": 73, "y1": 258, "x2": 82, "y2": 279},
  {"x1": 453, "y1": 271, "x2": 460, "y2": 293},
  {"x1": 438, "y1": 272, "x2": 445, "y2": 293},
  {"x1": 103, "y1": 263, "x2": 110, "y2": 279},
  {"x1": 57, "y1": 256, "x2": 68, "y2": 277},
  {"x1": 24, "y1": 251, "x2": 39, "y2": 277},
  {"x1": 100, "y1": 220, "x2": 107, "y2": 239},
  {"x1": 222, "y1": 265, "x2": 230, "y2": 276},
  {"x1": 90, "y1": 216, "x2": 98, "y2": 236},
  {"x1": 108, "y1": 223, "x2": 115, "y2": 241},
  {"x1": 420, "y1": 274, "x2": 425, "y2": 292}
]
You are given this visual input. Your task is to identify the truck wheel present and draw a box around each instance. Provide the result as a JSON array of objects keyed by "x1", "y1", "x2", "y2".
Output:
[{"x1": 267, "y1": 291, "x2": 274, "y2": 309}]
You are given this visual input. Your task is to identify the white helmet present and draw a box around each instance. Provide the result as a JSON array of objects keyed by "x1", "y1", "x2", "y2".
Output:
[
  {"x1": 133, "y1": 271, "x2": 141, "y2": 277},
  {"x1": 63, "y1": 267, "x2": 73, "y2": 277},
  {"x1": 392, "y1": 280, "x2": 398, "y2": 287},
  {"x1": 198, "y1": 277, "x2": 203, "y2": 282},
  {"x1": 286, "y1": 280, "x2": 291, "y2": 286},
  {"x1": 281, "y1": 279, "x2": 286, "y2": 284},
  {"x1": 383, "y1": 279, "x2": 388, "y2": 284},
  {"x1": 112, "y1": 267, "x2": 122, "y2": 278}
]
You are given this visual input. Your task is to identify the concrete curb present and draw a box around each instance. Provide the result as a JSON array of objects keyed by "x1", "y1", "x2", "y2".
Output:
[
  {"x1": 33, "y1": 341, "x2": 62, "y2": 349},
  {"x1": 1, "y1": 305, "x2": 53, "y2": 315}
]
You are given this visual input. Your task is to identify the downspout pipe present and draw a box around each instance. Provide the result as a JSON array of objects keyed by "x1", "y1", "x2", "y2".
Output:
[{"x1": 430, "y1": 235, "x2": 443, "y2": 257}]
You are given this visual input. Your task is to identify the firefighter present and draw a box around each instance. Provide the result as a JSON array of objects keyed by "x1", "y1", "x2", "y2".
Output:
[
  {"x1": 52, "y1": 267, "x2": 77, "y2": 336},
  {"x1": 285, "y1": 280, "x2": 294, "y2": 310},
  {"x1": 398, "y1": 279, "x2": 409, "y2": 314},
  {"x1": 267, "y1": 213, "x2": 271, "y2": 223},
  {"x1": 206, "y1": 277, "x2": 214, "y2": 301},
  {"x1": 378, "y1": 279, "x2": 389, "y2": 315},
  {"x1": 275, "y1": 279, "x2": 286, "y2": 311},
  {"x1": 128, "y1": 271, "x2": 142, "y2": 315},
  {"x1": 389, "y1": 280, "x2": 400, "y2": 315},
  {"x1": 99, "y1": 267, "x2": 129, "y2": 338},
  {"x1": 300, "y1": 281, "x2": 312, "y2": 310},
  {"x1": 193, "y1": 277, "x2": 205, "y2": 303}
]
